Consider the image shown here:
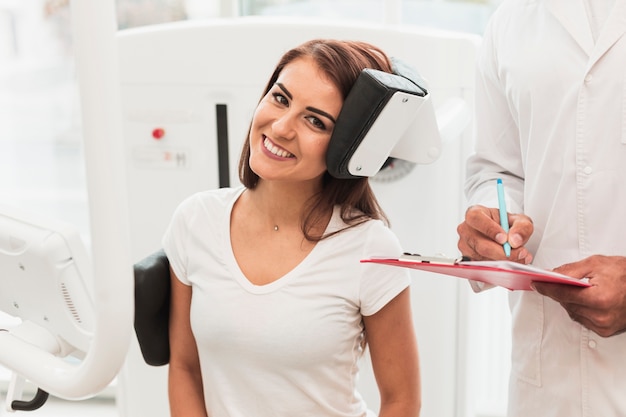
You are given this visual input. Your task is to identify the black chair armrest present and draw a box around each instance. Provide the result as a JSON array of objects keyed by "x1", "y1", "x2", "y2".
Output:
[{"x1": 133, "y1": 249, "x2": 171, "y2": 366}]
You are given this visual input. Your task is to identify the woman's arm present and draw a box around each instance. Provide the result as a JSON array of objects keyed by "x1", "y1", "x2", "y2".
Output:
[
  {"x1": 168, "y1": 267, "x2": 208, "y2": 417},
  {"x1": 363, "y1": 287, "x2": 421, "y2": 417}
]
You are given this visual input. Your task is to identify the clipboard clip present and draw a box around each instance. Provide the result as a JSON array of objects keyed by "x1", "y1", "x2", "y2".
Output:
[{"x1": 400, "y1": 252, "x2": 470, "y2": 264}]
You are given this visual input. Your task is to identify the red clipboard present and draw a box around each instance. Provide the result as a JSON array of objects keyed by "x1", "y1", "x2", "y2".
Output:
[{"x1": 361, "y1": 256, "x2": 591, "y2": 291}]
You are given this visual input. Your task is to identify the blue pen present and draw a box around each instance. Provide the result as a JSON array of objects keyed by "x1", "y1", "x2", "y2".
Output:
[{"x1": 496, "y1": 178, "x2": 511, "y2": 257}]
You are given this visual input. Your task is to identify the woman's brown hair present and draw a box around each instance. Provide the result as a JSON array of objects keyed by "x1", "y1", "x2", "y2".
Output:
[{"x1": 238, "y1": 39, "x2": 393, "y2": 241}]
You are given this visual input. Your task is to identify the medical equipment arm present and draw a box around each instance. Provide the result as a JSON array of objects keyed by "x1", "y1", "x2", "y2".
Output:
[{"x1": 0, "y1": 0, "x2": 133, "y2": 404}]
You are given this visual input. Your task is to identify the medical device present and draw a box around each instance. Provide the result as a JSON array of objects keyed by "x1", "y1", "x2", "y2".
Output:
[
  {"x1": 327, "y1": 59, "x2": 441, "y2": 179},
  {"x1": 0, "y1": 0, "x2": 133, "y2": 412},
  {"x1": 0, "y1": 206, "x2": 94, "y2": 411},
  {"x1": 0, "y1": 206, "x2": 94, "y2": 356}
]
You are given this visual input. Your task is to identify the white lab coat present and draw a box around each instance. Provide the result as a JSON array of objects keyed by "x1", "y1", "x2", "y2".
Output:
[{"x1": 465, "y1": 0, "x2": 626, "y2": 416}]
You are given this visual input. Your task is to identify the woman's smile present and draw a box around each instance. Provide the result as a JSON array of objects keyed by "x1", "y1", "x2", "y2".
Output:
[{"x1": 263, "y1": 136, "x2": 295, "y2": 159}]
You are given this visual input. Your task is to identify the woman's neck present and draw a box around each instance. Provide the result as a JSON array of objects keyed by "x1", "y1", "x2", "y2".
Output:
[{"x1": 244, "y1": 180, "x2": 322, "y2": 232}]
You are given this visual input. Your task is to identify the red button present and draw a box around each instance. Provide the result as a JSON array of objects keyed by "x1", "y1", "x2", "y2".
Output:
[{"x1": 152, "y1": 128, "x2": 165, "y2": 139}]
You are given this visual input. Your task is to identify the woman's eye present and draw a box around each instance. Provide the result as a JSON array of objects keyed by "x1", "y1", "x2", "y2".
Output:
[
  {"x1": 306, "y1": 116, "x2": 326, "y2": 130},
  {"x1": 272, "y1": 92, "x2": 288, "y2": 105}
]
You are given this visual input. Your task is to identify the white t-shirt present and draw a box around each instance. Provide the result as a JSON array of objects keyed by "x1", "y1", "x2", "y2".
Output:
[{"x1": 162, "y1": 187, "x2": 411, "y2": 417}]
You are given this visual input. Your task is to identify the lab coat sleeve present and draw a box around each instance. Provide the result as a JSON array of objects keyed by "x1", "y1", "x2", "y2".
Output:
[
  {"x1": 464, "y1": 12, "x2": 525, "y2": 293},
  {"x1": 464, "y1": 12, "x2": 524, "y2": 215}
]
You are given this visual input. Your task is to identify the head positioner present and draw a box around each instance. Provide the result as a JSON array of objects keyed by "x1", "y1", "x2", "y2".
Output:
[{"x1": 326, "y1": 58, "x2": 441, "y2": 179}]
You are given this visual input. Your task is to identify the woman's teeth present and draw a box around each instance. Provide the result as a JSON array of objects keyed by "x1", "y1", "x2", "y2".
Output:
[{"x1": 264, "y1": 138, "x2": 294, "y2": 158}]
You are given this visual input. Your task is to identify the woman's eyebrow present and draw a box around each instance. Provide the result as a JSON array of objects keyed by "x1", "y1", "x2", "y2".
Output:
[
  {"x1": 276, "y1": 83, "x2": 292, "y2": 100},
  {"x1": 276, "y1": 83, "x2": 337, "y2": 124},
  {"x1": 306, "y1": 107, "x2": 337, "y2": 124},
  {"x1": 276, "y1": 82, "x2": 337, "y2": 124}
]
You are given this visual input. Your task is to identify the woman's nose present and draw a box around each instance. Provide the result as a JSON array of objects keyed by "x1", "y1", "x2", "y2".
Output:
[{"x1": 272, "y1": 112, "x2": 297, "y2": 140}]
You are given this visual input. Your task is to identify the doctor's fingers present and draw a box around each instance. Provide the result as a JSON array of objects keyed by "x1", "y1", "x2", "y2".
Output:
[
  {"x1": 554, "y1": 255, "x2": 626, "y2": 281},
  {"x1": 462, "y1": 205, "x2": 504, "y2": 238},
  {"x1": 457, "y1": 222, "x2": 508, "y2": 261},
  {"x1": 534, "y1": 279, "x2": 626, "y2": 337},
  {"x1": 562, "y1": 302, "x2": 626, "y2": 338},
  {"x1": 506, "y1": 213, "x2": 534, "y2": 248},
  {"x1": 458, "y1": 205, "x2": 518, "y2": 260}
]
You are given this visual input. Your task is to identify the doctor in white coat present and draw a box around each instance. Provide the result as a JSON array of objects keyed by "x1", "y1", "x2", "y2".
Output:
[{"x1": 456, "y1": 0, "x2": 626, "y2": 416}]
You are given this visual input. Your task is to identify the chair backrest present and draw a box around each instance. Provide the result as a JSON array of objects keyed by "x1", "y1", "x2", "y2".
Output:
[{"x1": 133, "y1": 249, "x2": 170, "y2": 366}]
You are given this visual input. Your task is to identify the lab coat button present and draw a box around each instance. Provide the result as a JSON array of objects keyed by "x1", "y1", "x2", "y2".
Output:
[
  {"x1": 584, "y1": 74, "x2": 593, "y2": 83},
  {"x1": 588, "y1": 339, "x2": 597, "y2": 349},
  {"x1": 583, "y1": 166, "x2": 593, "y2": 175}
]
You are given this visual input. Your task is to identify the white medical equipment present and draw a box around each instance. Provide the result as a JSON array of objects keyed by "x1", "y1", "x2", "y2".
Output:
[
  {"x1": 326, "y1": 60, "x2": 441, "y2": 178},
  {"x1": 0, "y1": 0, "x2": 133, "y2": 412},
  {"x1": 0, "y1": 206, "x2": 94, "y2": 411}
]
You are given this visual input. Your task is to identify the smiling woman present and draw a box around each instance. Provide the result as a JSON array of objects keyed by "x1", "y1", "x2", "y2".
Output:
[
  {"x1": 163, "y1": 39, "x2": 422, "y2": 417},
  {"x1": 248, "y1": 56, "x2": 340, "y2": 187}
]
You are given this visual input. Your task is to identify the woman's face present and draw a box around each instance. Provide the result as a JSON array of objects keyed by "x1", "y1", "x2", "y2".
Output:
[{"x1": 248, "y1": 56, "x2": 342, "y2": 186}]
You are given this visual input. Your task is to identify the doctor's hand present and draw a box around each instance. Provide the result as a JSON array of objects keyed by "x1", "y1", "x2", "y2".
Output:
[
  {"x1": 457, "y1": 205, "x2": 534, "y2": 263},
  {"x1": 532, "y1": 255, "x2": 626, "y2": 337}
]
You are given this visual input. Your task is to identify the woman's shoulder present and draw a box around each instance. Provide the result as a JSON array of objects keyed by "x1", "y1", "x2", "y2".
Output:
[
  {"x1": 173, "y1": 186, "x2": 244, "y2": 218},
  {"x1": 360, "y1": 218, "x2": 400, "y2": 245},
  {"x1": 179, "y1": 186, "x2": 243, "y2": 208},
  {"x1": 331, "y1": 209, "x2": 400, "y2": 246}
]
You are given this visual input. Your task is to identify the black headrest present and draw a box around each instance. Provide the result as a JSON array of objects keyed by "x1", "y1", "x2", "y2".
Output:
[{"x1": 326, "y1": 58, "x2": 434, "y2": 179}]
